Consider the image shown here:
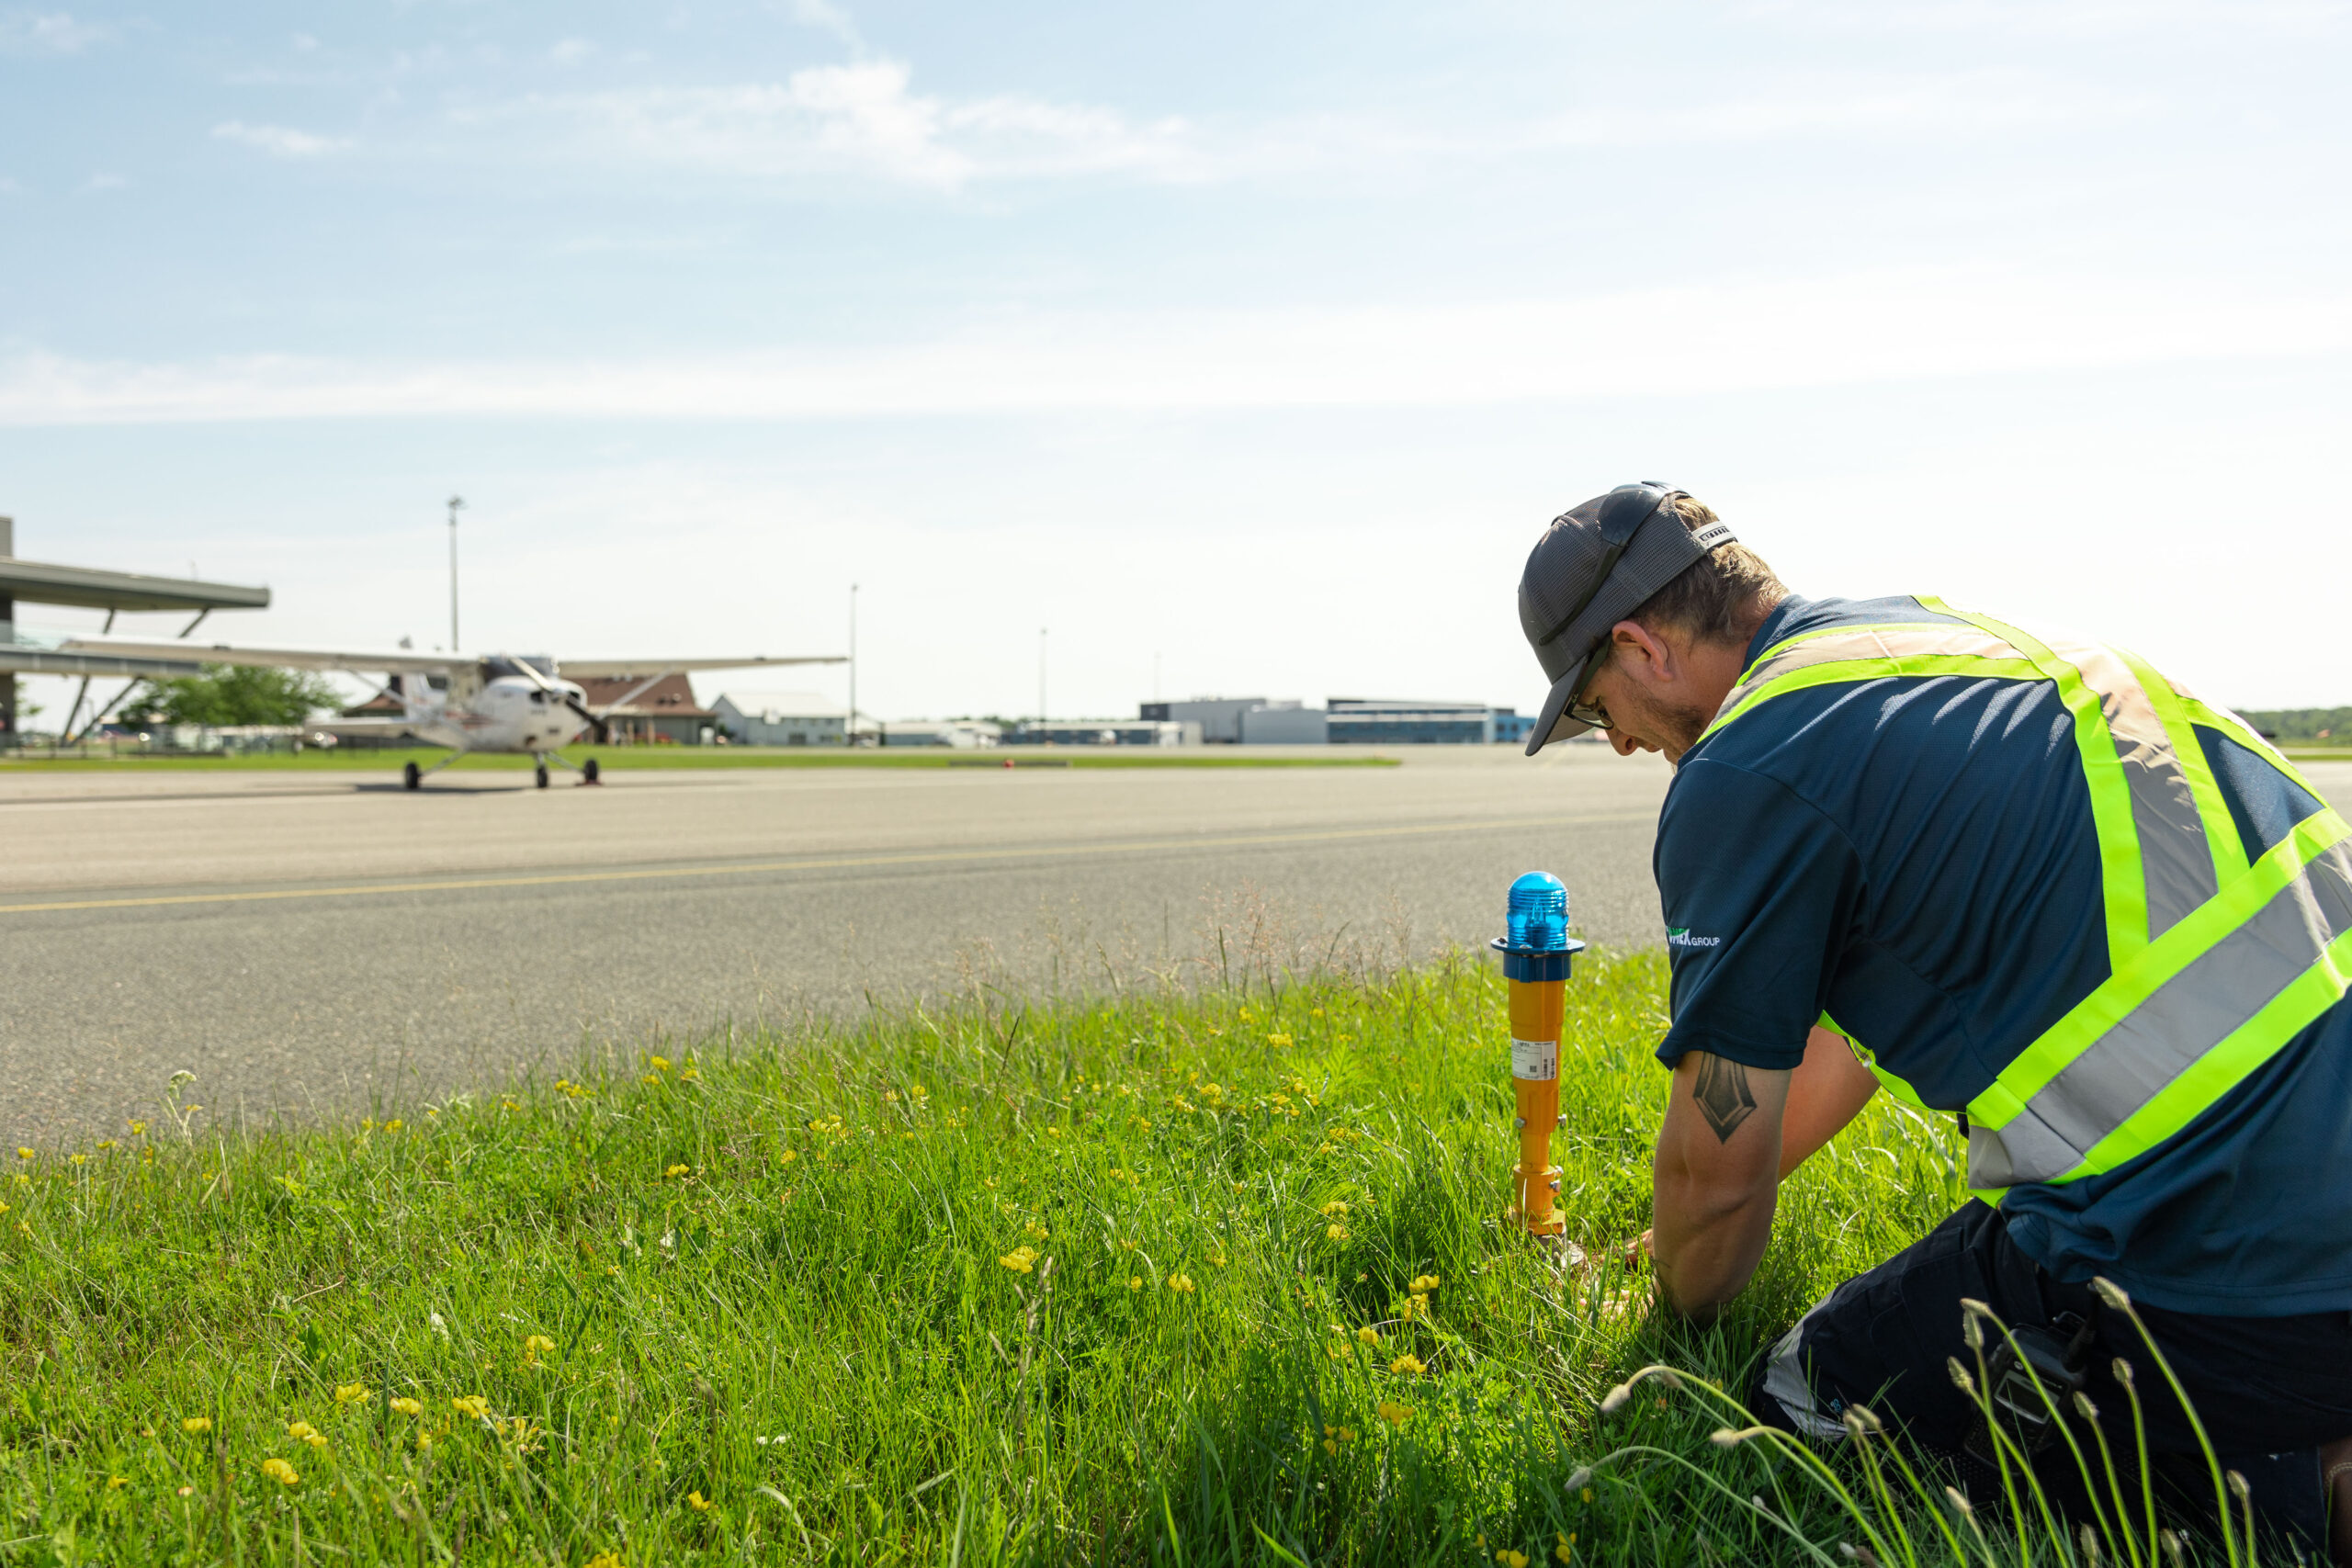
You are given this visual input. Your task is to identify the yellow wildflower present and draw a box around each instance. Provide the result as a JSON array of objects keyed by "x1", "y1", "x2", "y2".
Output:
[
  {"x1": 14, "y1": 1148, "x2": 28, "y2": 1160},
  {"x1": 1557, "y1": 1532, "x2": 1577, "y2": 1562},
  {"x1": 998, "y1": 1246, "x2": 1038, "y2": 1273},
  {"x1": 129, "y1": 1119, "x2": 146, "y2": 1134},
  {"x1": 107, "y1": 1475, "x2": 128, "y2": 1489},
  {"x1": 1324, "y1": 1437, "x2": 1339, "y2": 1455},
  {"x1": 1045, "y1": 1126, "x2": 1063, "y2": 1139},
  {"x1": 71, "y1": 1154, "x2": 85, "y2": 1166},
  {"x1": 1127, "y1": 1276, "x2": 1143, "y2": 1290},
  {"x1": 680, "y1": 1067, "x2": 700, "y2": 1082},
  {"x1": 687, "y1": 1490, "x2": 714, "y2": 1511},
  {"x1": 1025, "y1": 1223, "x2": 1049, "y2": 1241},
  {"x1": 586, "y1": 1554, "x2": 626, "y2": 1568},
  {"x1": 261, "y1": 1457, "x2": 299, "y2": 1486},
  {"x1": 417, "y1": 1431, "x2": 432, "y2": 1450},
  {"x1": 1339, "y1": 1425, "x2": 1356, "y2": 1442},
  {"x1": 287, "y1": 1419, "x2": 321, "y2": 1442},
  {"x1": 451, "y1": 1394, "x2": 490, "y2": 1419},
  {"x1": 1207, "y1": 1249, "x2": 1227, "y2": 1267},
  {"x1": 333, "y1": 1382, "x2": 368, "y2": 1405},
  {"x1": 1389, "y1": 1353, "x2": 1426, "y2": 1375},
  {"x1": 780, "y1": 1149, "x2": 798, "y2": 1164},
  {"x1": 181, "y1": 1416, "x2": 211, "y2": 1435},
  {"x1": 1377, "y1": 1400, "x2": 1410, "y2": 1427},
  {"x1": 1410, "y1": 1274, "x2": 1441, "y2": 1292},
  {"x1": 1326, "y1": 1224, "x2": 1349, "y2": 1241},
  {"x1": 390, "y1": 1397, "x2": 424, "y2": 1416},
  {"x1": 1498, "y1": 1552, "x2": 1529, "y2": 1568},
  {"x1": 648, "y1": 1055, "x2": 670, "y2": 1072},
  {"x1": 1267, "y1": 1033, "x2": 1293, "y2": 1048},
  {"x1": 664, "y1": 1164, "x2": 690, "y2": 1179},
  {"x1": 1319, "y1": 1201, "x2": 1349, "y2": 1217},
  {"x1": 1168, "y1": 1274, "x2": 1195, "y2": 1293},
  {"x1": 1356, "y1": 1325, "x2": 1379, "y2": 1346},
  {"x1": 382, "y1": 1118, "x2": 403, "y2": 1133}
]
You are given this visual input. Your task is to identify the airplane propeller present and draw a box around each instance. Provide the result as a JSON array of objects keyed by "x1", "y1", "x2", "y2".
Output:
[{"x1": 503, "y1": 656, "x2": 610, "y2": 744}]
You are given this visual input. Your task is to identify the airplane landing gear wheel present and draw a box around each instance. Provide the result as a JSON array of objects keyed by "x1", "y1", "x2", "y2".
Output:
[
  {"x1": 403, "y1": 761, "x2": 422, "y2": 791},
  {"x1": 582, "y1": 757, "x2": 600, "y2": 785},
  {"x1": 535, "y1": 761, "x2": 550, "y2": 790}
]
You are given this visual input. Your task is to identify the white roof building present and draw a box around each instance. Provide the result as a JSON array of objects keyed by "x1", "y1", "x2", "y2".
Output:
[{"x1": 711, "y1": 690, "x2": 848, "y2": 746}]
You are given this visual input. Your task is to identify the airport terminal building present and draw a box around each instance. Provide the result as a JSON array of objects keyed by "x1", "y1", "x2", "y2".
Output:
[{"x1": 1140, "y1": 696, "x2": 1531, "y2": 745}]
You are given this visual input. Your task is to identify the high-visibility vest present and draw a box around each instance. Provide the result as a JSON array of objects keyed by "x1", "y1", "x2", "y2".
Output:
[{"x1": 1704, "y1": 597, "x2": 2352, "y2": 1201}]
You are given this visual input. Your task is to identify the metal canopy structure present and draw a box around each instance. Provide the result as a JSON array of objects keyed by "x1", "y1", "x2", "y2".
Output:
[
  {"x1": 0, "y1": 556, "x2": 271, "y2": 615},
  {"x1": 0, "y1": 515, "x2": 273, "y2": 738}
]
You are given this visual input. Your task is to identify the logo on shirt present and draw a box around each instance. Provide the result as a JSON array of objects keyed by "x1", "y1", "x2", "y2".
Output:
[{"x1": 1666, "y1": 926, "x2": 1723, "y2": 949}]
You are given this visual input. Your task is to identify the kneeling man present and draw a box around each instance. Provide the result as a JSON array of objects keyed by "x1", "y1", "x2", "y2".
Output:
[{"x1": 1515, "y1": 483, "x2": 2352, "y2": 1555}]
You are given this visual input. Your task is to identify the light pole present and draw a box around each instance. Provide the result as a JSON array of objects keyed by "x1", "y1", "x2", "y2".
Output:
[
  {"x1": 447, "y1": 495, "x2": 466, "y2": 651},
  {"x1": 848, "y1": 581, "x2": 859, "y2": 748},
  {"x1": 1038, "y1": 626, "x2": 1047, "y2": 728}
]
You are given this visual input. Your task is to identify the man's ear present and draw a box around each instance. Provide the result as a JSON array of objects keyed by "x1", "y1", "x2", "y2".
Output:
[{"x1": 1609, "y1": 619, "x2": 1678, "y2": 685}]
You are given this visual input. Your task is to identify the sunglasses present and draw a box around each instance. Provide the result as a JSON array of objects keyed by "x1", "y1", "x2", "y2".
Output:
[{"x1": 1565, "y1": 646, "x2": 1613, "y2": 731}]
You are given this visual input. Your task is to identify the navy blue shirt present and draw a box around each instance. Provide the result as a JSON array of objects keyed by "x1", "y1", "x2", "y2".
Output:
[{"x1": 1656, "y1": 594, "x2": 2352, "y2": 1315}]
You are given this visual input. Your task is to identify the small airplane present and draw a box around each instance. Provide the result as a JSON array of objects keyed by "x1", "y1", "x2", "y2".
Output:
[{"x1": 48, "y1": 636, "x2": 845, "y2": 789}]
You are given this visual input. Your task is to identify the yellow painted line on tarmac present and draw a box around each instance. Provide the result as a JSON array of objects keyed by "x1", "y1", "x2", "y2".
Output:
[{"x1": 0, "y1": 810, "x2": 1651, "y2": 916}]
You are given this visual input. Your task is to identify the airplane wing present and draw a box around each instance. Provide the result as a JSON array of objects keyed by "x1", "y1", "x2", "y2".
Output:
[
  {"x1": 54, "y1": 637, "x2": 463, "y2": 675},
  {"x1": 558, "y1": 655, "x2": 847, "y2": 677},
  {"x1": 305, "y1": 716, "x2": 422, "y2": 737}
]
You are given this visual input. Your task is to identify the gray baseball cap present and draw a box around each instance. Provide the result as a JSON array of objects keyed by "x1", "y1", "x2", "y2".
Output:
[{"x1": 1518, "y1": 481, "x2": 1736, "y2": 755}]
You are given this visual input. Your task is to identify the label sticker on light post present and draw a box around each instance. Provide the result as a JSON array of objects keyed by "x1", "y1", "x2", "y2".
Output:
[{"x1": 1511, "y1": 1038, "x2": 1556, "y2": 1081}]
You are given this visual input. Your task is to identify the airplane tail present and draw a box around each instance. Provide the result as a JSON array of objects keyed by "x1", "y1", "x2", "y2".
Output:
[{"x1": 393, "y1": 674, "x2": 441, "y2": 724}]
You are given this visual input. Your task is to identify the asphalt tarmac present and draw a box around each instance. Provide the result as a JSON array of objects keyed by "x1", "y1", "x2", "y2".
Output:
[
  {"x1": 13, "y1": 750, "x2": 2347, "y2": 1151},
  {"x1": 0, "y1": 746, "x2": 1675, "y2": 1146}
]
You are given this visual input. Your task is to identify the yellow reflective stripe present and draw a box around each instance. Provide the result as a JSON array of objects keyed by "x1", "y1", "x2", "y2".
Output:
[
  {"x1": 1701, "y1": 655, "x2": 2045, "y2": 742},
  {"x1": 1819, "y1": 1010, "x2": 1932, "y2": 1111},
  {"x1": 2115, "y1": 643, "x2": 2245, "y2": 886},
  {"x1": 2180, "y1": 695, "x2": 2324, "y2": 798},
  {"x1": 2058, "y1": 920, "x2": 2352, "y2": 1182},
  {"x1": 1920, "y1": 599, "x2": 2148, "y2": 967},
  {"x1": 1968, "y1": 807, "x2": 2352, "y2": 1131}
]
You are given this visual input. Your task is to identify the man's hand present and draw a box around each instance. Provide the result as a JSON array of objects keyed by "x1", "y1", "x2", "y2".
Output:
[{"x1": 1652, "y1": 1051, "x2": 1790, "y2": 1323}]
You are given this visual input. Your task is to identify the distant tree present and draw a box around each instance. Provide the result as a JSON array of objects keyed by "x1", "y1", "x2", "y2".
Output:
[
  {"x1": 119, "y1": 665, "x2": 343, "y2": 728},
  {"x1": 7, "y1": 677, "x2": 39, "y2": 722},
  {"x1": 2235, "y1": 707, "x2": 2352, "y2": 744}
]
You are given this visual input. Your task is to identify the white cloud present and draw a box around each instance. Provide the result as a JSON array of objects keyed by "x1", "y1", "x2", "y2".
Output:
[
  {"x1": 0, "y1": 9, "x2": 111, "y2": 55},
  {"x1": 211, "y1": 120, "x2": 352, "y2": 159},
  {"x1": 4, "y1": 265, "x2": 2346, "y2": 425},
  {"x1": 469, "y1": 60, "x2": 1202, "y2": 186},
  {"x1": 785, "y1": 0, "x2": 862, "y2": 50},
  {"x1": 81, "y1": 170, "x2": 125, "y2": 190},
  {"x1": 1749, "y1": 0, "x2": 2350, "y2": 37},
  {"x1": 548, "y1": 37, "x2": 593, "y2": 67}
]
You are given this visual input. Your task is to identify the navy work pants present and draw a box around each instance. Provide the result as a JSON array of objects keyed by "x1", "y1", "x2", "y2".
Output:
[{"x1": 1752, "y1": 1202, "x2": 2352, "y2": 1551}]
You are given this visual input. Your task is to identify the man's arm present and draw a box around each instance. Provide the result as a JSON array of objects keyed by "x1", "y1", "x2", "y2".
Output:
[
  {"x1": 1778, "y1": 1024, "x2": 1881, "y2": 1179},
  {"x1": 1653, "y1": 1050, "x2": 1790, "y2": 1323},
  {"x1": 1651, "y1": 1028, "x2": 1881, "y2": 1321}
]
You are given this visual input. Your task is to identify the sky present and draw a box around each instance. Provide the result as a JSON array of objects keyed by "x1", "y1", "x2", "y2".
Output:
[{"x1": 4, "y1": 0, "x2": 2349, "y2": 725}]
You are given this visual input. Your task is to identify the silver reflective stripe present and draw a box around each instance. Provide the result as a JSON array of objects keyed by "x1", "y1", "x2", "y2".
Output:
[
  {"x1": 1762, "y1": 1313, "x2": 1849, "y2": 1441},
  {"x1": 2040, "y1": 631, "x2": 2218, "y2": 940},
  {"x1": 1716, "y1": 624, "x2": 2018, "y2": 721},
  {"x1": 1969, "y1": 839, "x2": 2352, "y2": 1188}
]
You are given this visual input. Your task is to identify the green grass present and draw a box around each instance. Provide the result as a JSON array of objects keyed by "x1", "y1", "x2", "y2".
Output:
[
  {"x1": 0, "y1": 746, "x2": 1395, "y2": 773},
  {"x1": 0, "y1": 957, "x2": 2261, "y2": 1564}
]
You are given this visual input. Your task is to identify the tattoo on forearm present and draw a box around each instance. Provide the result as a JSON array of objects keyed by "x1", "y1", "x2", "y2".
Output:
[{"x1": 1692, "y1": 1055, "x2": 1758, "y2": 1143}]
